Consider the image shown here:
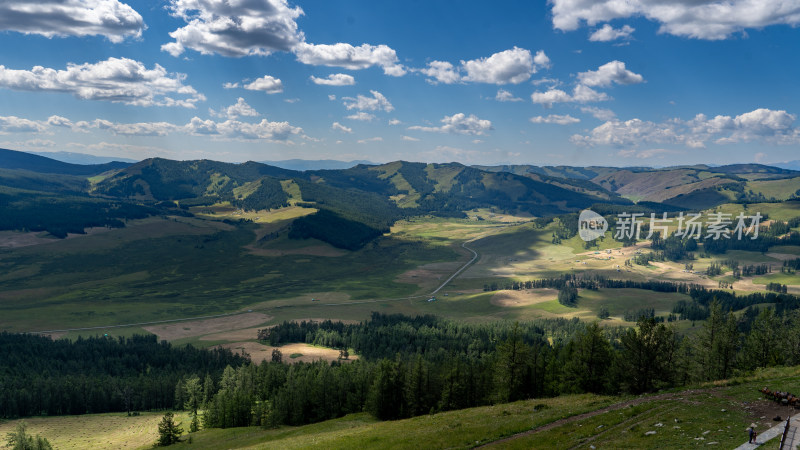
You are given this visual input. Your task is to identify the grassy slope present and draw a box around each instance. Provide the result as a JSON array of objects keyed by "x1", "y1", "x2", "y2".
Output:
[
  {"x1": 0, "y1": 411, "x2": 192, "y2": 449},
  {"x1": 0, "y1": 215, "x2": 458, "y2": 332},
  {"x1": 746, "y1": 176, "x2": 800, "y2": 201},
  {"x1": 168, "y1": 366, "x2": 800, "y2": 450}
]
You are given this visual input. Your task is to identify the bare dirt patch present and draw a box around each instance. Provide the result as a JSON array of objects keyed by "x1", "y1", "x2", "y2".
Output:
[
  {"x1": 246, "y1": 244, "x2": 346, "y2": 257},
  {"x1": 766, "y1": 252, "x2": 799, "y2": 261},
  {"x1": 143, "y1": 312, "x2": 272, "y2": 341},
  {"x1": 396, "y1": 260, "x2": 463, "y2": 289},
  {"x1": 200, "y1": 326, "x2": 263, "y2": 342},
  {"x1": 491, "y1": 289, "x2": 558, "y2": 307},
  {"x1": 0, "y1": 231, "x2": 59, "y2": 248},
  {"x1": 218, "y1": 342, "x2": 358, "y2": 364},
  {"x1": 246, "y1": 292, "x2": 353, "y2": 310}
]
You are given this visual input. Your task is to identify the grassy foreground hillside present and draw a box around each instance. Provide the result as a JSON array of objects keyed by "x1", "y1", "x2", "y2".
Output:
[{"x1": 152, "y1": 366, "x2": 799, "y2": 449}]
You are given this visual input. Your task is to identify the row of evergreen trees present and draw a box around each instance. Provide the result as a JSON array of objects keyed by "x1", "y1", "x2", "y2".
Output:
[
  {"x1": 187, "y1": 304, "x2": 800, "y2": 429},
  {"x1": 0, "y1": 334, "x2": 246, "y2": 418},
  {"x1": 4, "y1": 304, "x2": 800, "y2": 431}
]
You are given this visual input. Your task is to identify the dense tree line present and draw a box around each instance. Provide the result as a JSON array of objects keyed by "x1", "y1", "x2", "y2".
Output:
[
  {"x1": 0, "y1": 192, "x2": 158, "y2": 238},
  {"x1": 293, "y1": 179, "x2": 403, "y2": 230},
  {"x1": 0, "y1": 334, "x2": 246, "y2": 418},
  {"x1": 192, "y1": 306, "x2": 800, "y2": 429},
  {"x1": 674, "y1": 288, "x2": 800, "y2": 321},
  {"x1": 6, "y1": 306, "x2": 800, "y2": 432},
  {"x1": 784, "y1": 258, "x2": 800, "y2": 271},
  {"x1": 483, "y1": 274, "x2": 695, "y2": 294},
  {"x1": 288, "y1": 209, "x2": 385, "y2": 250},
  {"x1": 259, "y1": 313, "x2": 585, "y2": 359},
  {"x1": 557, "y1": 285, "x2": 578, "y2": 306},
  {"x1": 238, "y1": 177, "x2": 288, "y2": 211}
]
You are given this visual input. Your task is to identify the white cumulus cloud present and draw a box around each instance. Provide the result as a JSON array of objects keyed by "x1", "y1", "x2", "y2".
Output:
[
  {"x1": 0, "y1": 57, "x2": 205, "y2": 108},
  {"x1": 531, "y1": 85, "x2": 609, "y2": 107},
  {"x1": 581, "y1": 106, "x2": 617, "y2": 121},
  {"x1": 162, "y1": 0, "x2": 304, "y2": 57},
  {"x1": 211, "y1": 97, "x2": 259, "y2": 119},
  {"x1": 0, "y1": 0, "x2": 144, "y2": 43},
  {"x1": 577, "y1": 61, "x2": 644, "y2": 87},
  {"x1": 530, "y1": 114, "x2": 581, "y2": 125},
  {"x1": 244, "y1": 75, "x2": 283, "y2": 94},
  {"x1": 346, "y1": 112, "x2": 376, "y2": 121},
  {"x1": 589, "y1": 24, "x2": 635, "y2": 42},
  {"x1": 0, "y1": 115, "x2": 48, "y2": 134},
  {"x1": 408, "y1": 113, "x2": 493, "y2": 136},
  {"x1": 294, "y1": 42, "x2": 405, "y2": 76},
  {"x1": 462, "y1": 47, "x2": 541, "y2": 84},
  {"x1": 342, "y1": 90, "x2": 393, "y2": 112},
  {"x1": 185, "y1": 117, "x2": 303, "y2": 141},
  {"x1": 572, "y1": 108, "x2": 800, "y2": 148},
  {"x1": 419, "y1": 48, "x2": 550, "y2": 85},
  {"x1": 495, "y1": 89, "x2": 523, "y2": 102},
  {"x1": 550, "y1": 0, "x2": 800, "y2": 40},
  {"x1": 310, "y1": 73, "x2": 355, "y2": 86},
  {"x1": 420, "y1": 61, "x2": 461, "y2": 84}
]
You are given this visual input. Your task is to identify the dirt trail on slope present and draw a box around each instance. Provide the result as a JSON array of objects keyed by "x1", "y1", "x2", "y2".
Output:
[{"x1": 477, "y1": 389, "x2": 712, "y2": 448}]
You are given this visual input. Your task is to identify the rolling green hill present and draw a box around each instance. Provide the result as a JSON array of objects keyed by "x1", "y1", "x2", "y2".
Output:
[
  {"x1": 92, "y1": 159, "x2": 619, "y2": 249},
  {"x1": 481, "y1": 163, "x2": 800, "y2": 209}
]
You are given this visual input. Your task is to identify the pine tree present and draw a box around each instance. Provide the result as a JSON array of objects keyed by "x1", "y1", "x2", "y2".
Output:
[
  {"x1": 156, "y1": 412, "x2": 183, "y2": 446},
  {"x1": 564, "y1": 322, "x2": 613, "y2": 394},
  {"x1": 744, "y1": 307, "x2": 778, "y2": 369},
  {"x1": 183, "y1": 376, "x2": 202, "y2": 432},
  {"x1": 494, "y1": 323, "x2": 531, "y2": 402},
  {"x1": 618, "y1": 317, "x2": 677, "y2": 393}
]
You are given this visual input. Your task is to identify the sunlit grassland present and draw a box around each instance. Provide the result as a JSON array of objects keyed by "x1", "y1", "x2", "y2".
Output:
[
  {"x1": 746, "y1": 177, "x2": 800, "y2": 201},
  {"x1": 711, "y1": 201, "x2": 800, "y2": 221},
  {"x1": 752, "y1": 272, "x2": 800, "y2": 285},
  {"x1": 191, "y1": 203, "x2": 316, "y2": 223},
  {"x1": 0, "y1": 411, "x2": 192, "y2": 450}
]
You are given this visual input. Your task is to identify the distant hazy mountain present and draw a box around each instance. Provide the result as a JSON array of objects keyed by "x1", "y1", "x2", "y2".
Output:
[
  {"x1": 0, "y1": 148, "x2": 131, "y2": 175},
  {"x1": 771, "y1": 160, "x2": 800, "y2": 171},
  {"x1": 30, "y1": 151, "x2": 138, "y2": 165},
  {"x1": 259, "y1": 159, "x2": 375, "y2": 171}
]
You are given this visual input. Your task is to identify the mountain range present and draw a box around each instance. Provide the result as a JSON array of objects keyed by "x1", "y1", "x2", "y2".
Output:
[{"x1": 2, "y1": 146, "x2": 799, "y2": 248}]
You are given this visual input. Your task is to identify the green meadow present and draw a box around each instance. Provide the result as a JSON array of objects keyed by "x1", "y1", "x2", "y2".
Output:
[{"x1": 1, "y1": 202, "x2": 798, "y2": 338}]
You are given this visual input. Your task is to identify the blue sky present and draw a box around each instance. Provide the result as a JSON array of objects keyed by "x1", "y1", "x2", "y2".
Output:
[{"x1": 0, "y1": 0, "x2": 799, "y2": 166}]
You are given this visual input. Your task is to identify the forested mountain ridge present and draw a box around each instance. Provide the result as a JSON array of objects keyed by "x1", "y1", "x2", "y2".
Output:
[
  {"x1": 0, "y1": 148, "x2": 130, "y2": 176},
  {"x1": 481, "y1": 162, "x2": 800, "y2": 208},
  {"x1": 96, "y1": 158, "x2": 616, "y2": 216}
]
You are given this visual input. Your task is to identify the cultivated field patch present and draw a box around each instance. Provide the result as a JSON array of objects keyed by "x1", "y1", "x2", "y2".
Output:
[
  {"x1": 217, "y1": 342, "x2": 357, "y2": 364},
  {"x1": 0, "y1": 412, "x2": 191, "y2": 449},
  {"x1": 490, "y1": 289, "x2": 558, "y2": 307},
  {"x1": 143, "y1": 312, "x2": 272, "y2": 341}
]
